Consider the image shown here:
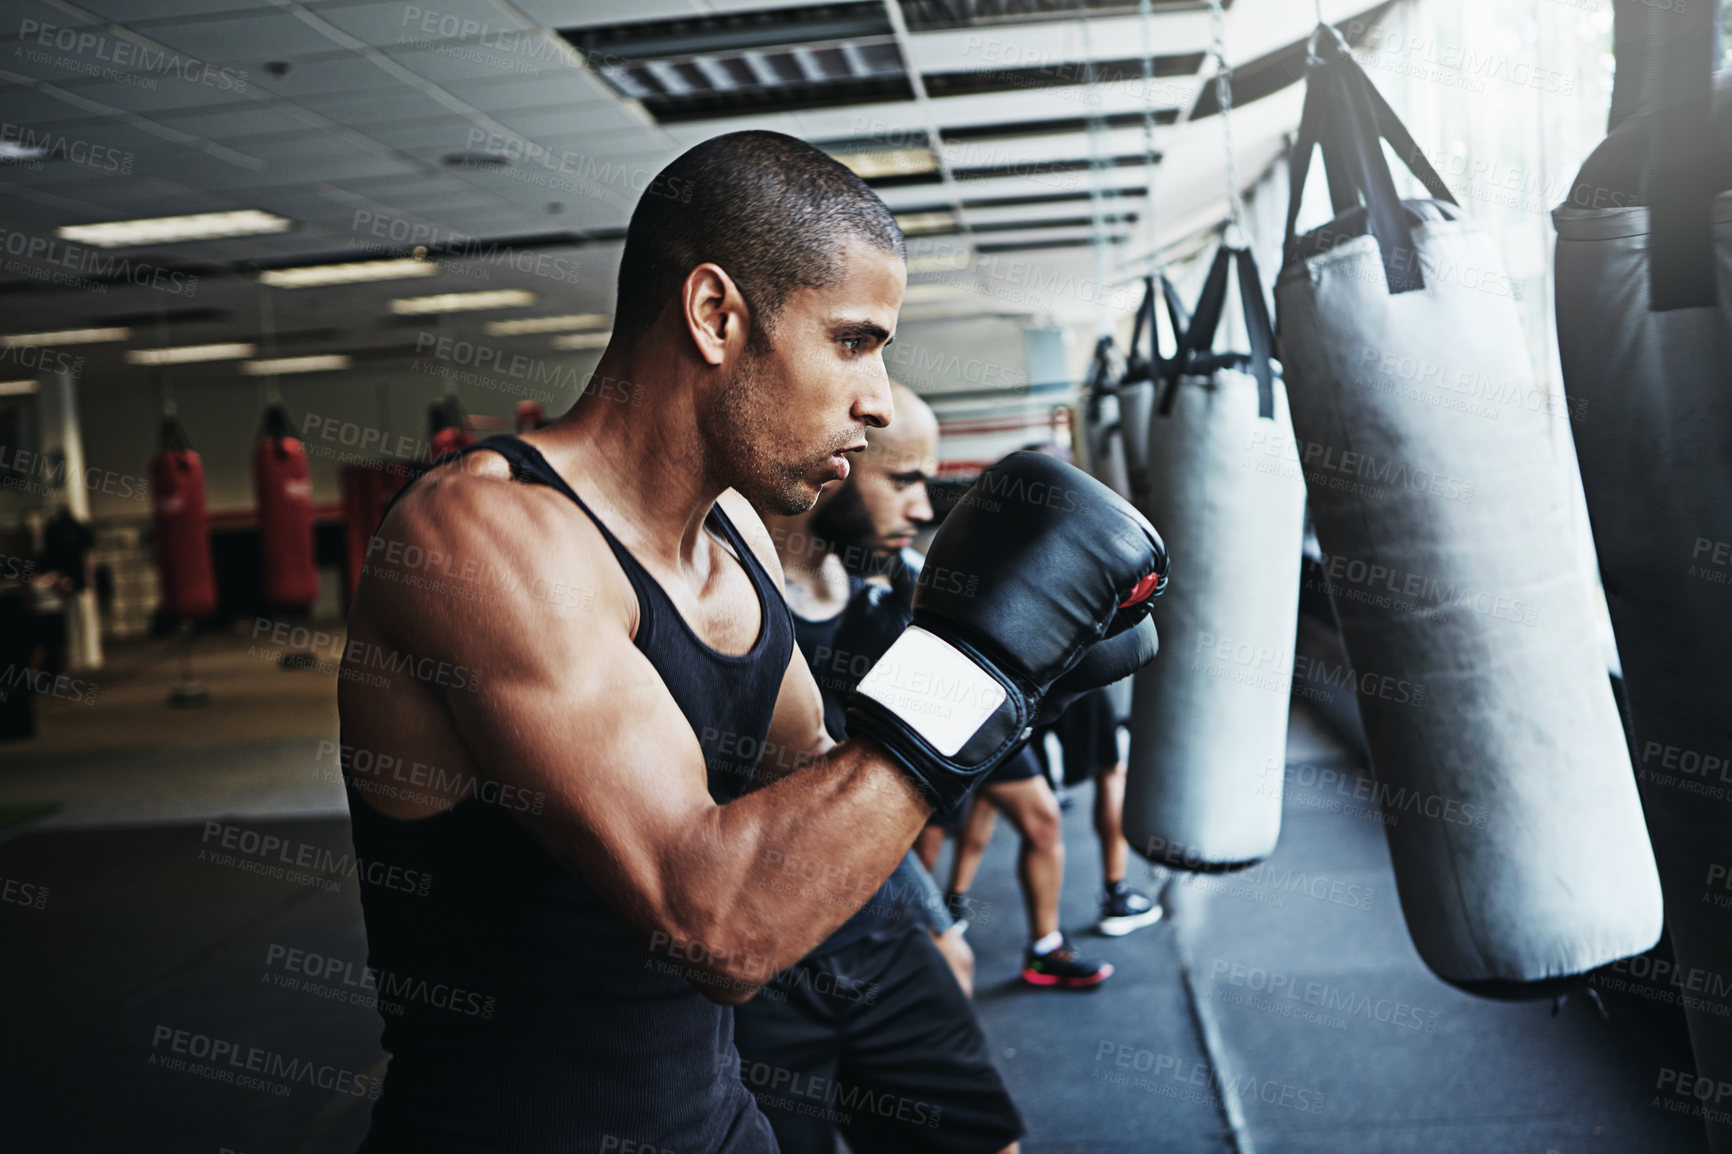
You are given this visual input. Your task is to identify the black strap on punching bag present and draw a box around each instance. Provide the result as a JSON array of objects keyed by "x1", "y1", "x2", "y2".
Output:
[
  {"x1": 1082, "y1": 333, "x2": 1117, "y2": 429},
  {"x1": 1121, "y1": 276, "x2": 1161, "y2": 389},
  {"x1": 159, "y1": 412, "x2": 194, "y2": 453},
  {"x1": 1281, "y1": 26, "x2": 1457, "y2": 296},
  {"x1": 258, "y1": 402, "x2": 292, "y2": 441},
  {"x1": 1645, "y1": 0, "x2": 1718, "y2": 311},
  {"x1": 1159, "y1": 246, "x2": 1279, "y2": 420}
]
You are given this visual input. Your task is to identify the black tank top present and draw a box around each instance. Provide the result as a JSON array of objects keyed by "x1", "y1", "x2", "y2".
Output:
[{"x1": 345, "y1": 435, "x2": 790, "y2": 1153}]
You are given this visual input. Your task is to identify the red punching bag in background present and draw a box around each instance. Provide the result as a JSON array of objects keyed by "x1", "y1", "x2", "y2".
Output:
[
  {"x1": 515, "y1": 400, "x2": 545, "y2": 433},
  {"x1": 149, "y1": 414, "x2": 217, "y2": 620},
  {"x1": 427, "y1": 395, "x2": 474, "y2": 462},
  {"x1": 254, "y1": 404, "x2": 318, "y2": 610}
]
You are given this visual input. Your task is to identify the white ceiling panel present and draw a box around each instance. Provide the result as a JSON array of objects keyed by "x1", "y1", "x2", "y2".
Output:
[
  {"x1": 485, "y1": 103, "x2": 640, "y2": 140},
  {"x1": 443, "y1": 69, "x2": 614, "y2": 111},
  {"x1": 141, "y1": 13, "x2": 348, "y2": 64},
  {"x1": 383, "y1": 40, "x2": 577, "y2": 86},
  {"x1": 508, "y1": 0, "x2": 701, "y2": 26},
  {"x1": 32, "y1": 72, "x2": 262, "y2": 117},
  {"x1": 907, "y1": 13, "x2": 1213, "y2": 73},
  {"x1": 345, "y1": 115, "x2": 492, "y2": 151},
  {"x1": 153, "y1": 101, "x2": 332, "y2": 139},
  {"x1": 246, "y1": 51, "x2": 404, "y2": 97},
  {"x1": 0, "y1": 83, "x2": 123, "y2": 127},
  {"x1": 316, "y1": 0, "x2": 536, "y2": 45},
  {"x1": 75, "y1": 0, "x2": 261, "y2": 21},
  {"x1": 293, "y1": 85, "x2": 470, "y2": 125}
]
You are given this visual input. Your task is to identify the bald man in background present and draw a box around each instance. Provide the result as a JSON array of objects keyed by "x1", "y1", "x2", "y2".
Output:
[{"x1": 740, "y1": 382, "x2": 1025, "y2": 1154}]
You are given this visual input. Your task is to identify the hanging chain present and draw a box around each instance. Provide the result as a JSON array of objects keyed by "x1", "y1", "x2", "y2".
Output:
[
  {"x1": 1138, "y1": 0, "x2": 1159, "y2": 264},
  {"x1": 1080, "y1": 15, "x2": 1114, "y2": 333},
  {"x1": 1208, "y1": 0, "x2": 1248, "y2": 246},
  {"x1": 259, "y1": 288, "x2": 280, "y2": 407}
]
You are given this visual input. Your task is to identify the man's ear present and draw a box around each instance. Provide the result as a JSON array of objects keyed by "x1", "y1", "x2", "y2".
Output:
[{"x1": 682, "y1": 262, "x2": 750, "y2": 367}]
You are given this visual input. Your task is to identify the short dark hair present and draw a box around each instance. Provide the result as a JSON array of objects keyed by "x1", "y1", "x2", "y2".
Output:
[{"x1": 614, "y1": 131, "x2": 905, "y2": 340}]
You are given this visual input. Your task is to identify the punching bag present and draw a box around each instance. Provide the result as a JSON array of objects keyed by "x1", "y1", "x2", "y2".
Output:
[
  {"x1": 1274, "y1": 29, "x2": 1661, "y2": 992},
  {"x1": 1080, "y1": 336, "x2": 1133, "y2": 501},
  {"x1": 428, "y1": 395, "x2": 473, "y2": 462},
  {"x1": 1555, "y1": 3, "x2": 1732, "y2": 1143},
  {"x1": 253, "y1": 404, "x2": 318, "y2": 610},
  {"x1": 1125, "y1": 247, "x2": 1307, "y2": 870},
  {"x1": 149, "y1": 414, "x2": 217, "y2": 621}
]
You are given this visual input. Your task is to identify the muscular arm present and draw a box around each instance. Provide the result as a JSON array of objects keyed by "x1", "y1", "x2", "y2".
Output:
[{"x1": 361, "y1": 469, "x2": 931, "y2": 1005}]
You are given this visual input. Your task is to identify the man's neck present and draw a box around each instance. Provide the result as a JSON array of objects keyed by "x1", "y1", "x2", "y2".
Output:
[{"x1": 527, "y1": 341, "x2": 724, "y2": 569}]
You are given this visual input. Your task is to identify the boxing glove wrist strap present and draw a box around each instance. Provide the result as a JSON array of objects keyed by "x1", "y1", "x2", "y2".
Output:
[
  {"x1": 854, "y1": 628, "x2": 1007, "y2": 754},
  {"x1": 847, "y1": 627, "x2": 1034, "y2": 811}
]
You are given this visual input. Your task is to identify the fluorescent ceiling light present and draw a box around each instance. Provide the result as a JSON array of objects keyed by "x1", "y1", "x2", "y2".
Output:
[
  {"x1": 895, "y1": 211, "x2": 956, "y2": 237},
  {"x1": 906, "y1": 251, "x2": 972, "y2": 273},
  {"x1": 485, "y1": 313, "x2": 611, "y2": 336},
  {"x1": 836, "y1": 148, "x2": 937, "y2": 180},
  {"x1": 260, "y1": 258, "x2": 437, "y2": 288},
  {"x1": 550, "y1": 331, "x2": 612, "y2": 351},
  {"x1": 0, "y1": 142, "x2": 50, "y2": 163},
  {"x1": 126, "y1": 343, "x2": 256, "y2": 365},
  {"x1": 0, "y1": 327, "x2": 130, "y2": 347},
  {"x1": 58, "y1": 210, "x2": 293, "y2": 248},
  {"x1": 390, "y1": 290, "x2": 536, "y2": 315},
  {"x1": 240, "y1": 355, "x2": 353, "y2": 376},
  {"x1": 0, "y1": 379, "x2": 38, "y2": 396}
]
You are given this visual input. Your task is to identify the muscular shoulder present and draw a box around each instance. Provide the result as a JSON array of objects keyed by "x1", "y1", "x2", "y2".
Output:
[
  {"x1": 715, "y1": 489, "x2": 786, "y2": 588},
  {"x1": 362, "y1": 454, "x2": 635, "y2": 658}
]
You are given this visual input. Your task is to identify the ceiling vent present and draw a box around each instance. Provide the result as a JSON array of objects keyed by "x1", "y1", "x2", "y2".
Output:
[
  {"x1": 923, "y1": 52, "x2": 1205, "y2": 100},
  {"x1": 899, "y1": 0, "x2": 1213, "y2": 33},
  {"x1": 564, "y1": 4, "x2": 911, "y2": 122}
]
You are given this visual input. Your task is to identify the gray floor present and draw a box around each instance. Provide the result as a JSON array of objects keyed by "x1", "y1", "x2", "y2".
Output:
[{"x1": 0, "y1": 701, "x2": 1707, "y2": 1152}]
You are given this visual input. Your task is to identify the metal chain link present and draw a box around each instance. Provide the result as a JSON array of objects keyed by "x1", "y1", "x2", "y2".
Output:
[
  {"x1": 1208, "y1": 0, "x2": 1248, "y2": 245},
  {"x1": 1138, "y1": 0, "x2": 1159, "y2": 262}
]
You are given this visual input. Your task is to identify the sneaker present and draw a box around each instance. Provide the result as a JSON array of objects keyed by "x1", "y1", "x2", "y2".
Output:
[
  {"x1": 1021, "y1": 938, "x2": 1114, "y2": 988},
  {"x1": 943, "y1": 890, "x2": 974, "y2": 934},
  {"x1": 1097, "y1": 881, "x2": 1164, "y2": 937}
]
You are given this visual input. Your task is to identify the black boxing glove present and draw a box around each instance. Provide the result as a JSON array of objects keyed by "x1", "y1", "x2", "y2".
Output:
[
  {"x1": 828, "y1": 553, "x2": 918, "y2": 700},
  {"x1": 846, "y1": 453, "x2": 1168, "y2": 812}
]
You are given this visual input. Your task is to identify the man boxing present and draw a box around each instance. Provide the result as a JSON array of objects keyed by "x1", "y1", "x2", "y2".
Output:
[
  {"x1": 338, "y1": 130, "x2": 1166, "y2": 1153},
  {"x1": 738, "y1": 380, "x2": 1024, "y2": 1153}
]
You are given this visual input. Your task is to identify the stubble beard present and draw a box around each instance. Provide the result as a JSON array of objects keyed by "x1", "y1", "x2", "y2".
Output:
[{"x1": 707, "y1": 340, "x2": 823, "y2": 516}]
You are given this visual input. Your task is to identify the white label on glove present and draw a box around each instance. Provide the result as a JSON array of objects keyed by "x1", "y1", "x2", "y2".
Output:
[{"x1": 856, "y1": 627, "x2": 1007, "y2": 757}]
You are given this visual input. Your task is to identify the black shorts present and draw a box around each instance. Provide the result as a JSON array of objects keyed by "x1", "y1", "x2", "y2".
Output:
[
  {"x1": 1037, "y1": 687, "x2": 1122, "y2": 786},
  {"x1": 981, "y1": 743, "x2": 1042, "y2": 787},
  {"x1": 927, "y1": 746, "x2": 1042, "y2": 830},
  {"x1": 731, "y1": 927, "x2": 1025, "y2": 1154}
]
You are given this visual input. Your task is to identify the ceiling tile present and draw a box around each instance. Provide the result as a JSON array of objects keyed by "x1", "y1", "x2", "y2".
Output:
[
  {"x1": 442, "y1": 68, "x2": 613, "y2": 111},
  {"x1": 246, "y1": 50, "x2": 403, "y2": 98},
  {"x1": 140, "y1": 13, "x2": 348, "y2": 66},
  {"x1": 317, "y1": 0, "x2": 534, "y2": 46},
  {"x1": 35, "y1": 71, "x2": 260, "y2": 116},
  {"x1": 75, "y1": 0, "x2": 261, "y2": 21},
  {"x1": 345, "y1": 115, "x2": 489, "y2": 151},
  {"x1": 0, "y1": 84, "x2": 121, "y2": 127},
  {"x1": 294, "y1": 86, "x2": 467, "y2": 125},
  {"x1": 382, "y1": 39, "x2": 576, "y2": 86},
  {"x1": 153, "y1": 100, "x2": 330, "y2": 139},
  {"x1": 487, "y1": 102, "x2": 637, "y2": 140}
]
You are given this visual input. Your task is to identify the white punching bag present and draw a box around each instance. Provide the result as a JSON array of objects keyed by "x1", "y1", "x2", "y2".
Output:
[
  {"x1": 1125, "y1": 247, "x2": 1306, "y2": 870},
  {"x1": 1274, "y1": 29, "x2": 1661, "y2": 992},
  {"x1": 1556, "y1": 4, "x2": 1732, "y2": 1142}
]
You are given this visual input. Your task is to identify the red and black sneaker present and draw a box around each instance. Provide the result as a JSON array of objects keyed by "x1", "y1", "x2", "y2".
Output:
[{"x1": 1021, "y1": 938, "x2": 1113, "y2": 989}]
